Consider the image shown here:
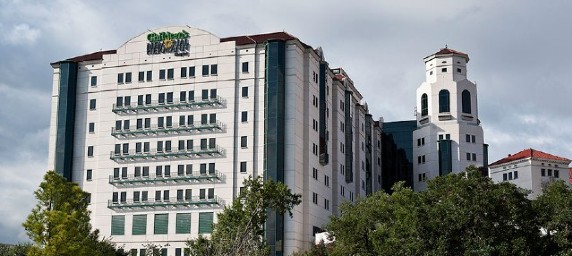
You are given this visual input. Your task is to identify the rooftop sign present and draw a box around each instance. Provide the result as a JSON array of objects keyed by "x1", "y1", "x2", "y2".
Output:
[{"x1": 147, "y1": 30, "x2": 190, "y2": 56}]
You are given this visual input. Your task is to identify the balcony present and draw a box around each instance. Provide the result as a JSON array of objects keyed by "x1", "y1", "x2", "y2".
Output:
[
  {"x1": 109, "y1": 171, "x2": 223, "y2": 186},
  {"x1": 111, "y1": 121, "x2": 225, "y2": 138},
  {"x1": 110, "y1": 146, "x2": 225, "y2": 163},
  {"x1": 108, "y1": 196, "x2": 222, "y2": 210},
  {"x1": 112, "y1": 97, "x2": 226, "y2": 115}
]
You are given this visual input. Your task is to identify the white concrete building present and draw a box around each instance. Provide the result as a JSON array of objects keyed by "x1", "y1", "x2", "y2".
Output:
[
  {"x1": 47, "y1": 25, "x2": 382, "y2": 256},
  {"x1": 412, "y1": 48, "x2": 488, "y2": 191},
  {"x1": 489, "y1": 148, "x2": 571, "y2": 199}
]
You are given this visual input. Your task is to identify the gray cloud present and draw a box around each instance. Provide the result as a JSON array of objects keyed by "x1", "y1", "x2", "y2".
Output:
[{"x1": 1, "y1": 0, "x2": 571, "y2": 244}]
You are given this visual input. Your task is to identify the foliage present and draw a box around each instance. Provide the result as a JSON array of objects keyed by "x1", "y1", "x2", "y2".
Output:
[
  {"x1": 326, "y1": 166, "x2": 545, "y2": 256},
  {"x1": 534, "y1": 180, "x2": 572, "y2": 256},
  {"x1": 0, "y1": 243, "x2": 32, "y2": 256},
  {"x1": 291, "y1": 242, "x2": 332, "y2": 256},
  {"x1": 22, "y1": 170, "x2": 126, "y2": 256},
  {"x1": 187, "y1": 176, "x2": 302, "y2": 256}
]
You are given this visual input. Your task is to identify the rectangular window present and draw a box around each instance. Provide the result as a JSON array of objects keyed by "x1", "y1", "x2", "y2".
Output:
[
  {"x1": 185, "y1": 189, "x2": 192, "y2": 199},
  {"x1": 146, "y1": 70, "x2": 152, "y2": 81},
  {"x1": 187, "y1": 115, "x2": 194, "y2": 125},
  {"x1": 89, "y1": 99, "x2": 96, "y2": 110},
  {"x1": 145, "y1": 94, "x2": 151, "y2": 105},
  {"x1": 123, "y1": 120, "x2": 130, "y2": 130},
  {"x1": 209, "y1": 138, "x2": 216, "y2": 149},
  {"x1": 116, "y1": 97, "x2": 123, "y2": 107},
  {"x1": 466, "y1": 134, "x2": 471, "y2": 143},
  {"x1": 472, "y1": 153, "x2": 477, "y2": 161},
  {"x1": 117, "y1": 73, "x2": 124, "y2": 84},
  {"x1": 548, "y1": 169, "x2": 553, "y2": 176},
  {"x1": 133, "y1": 191, "x2": 140, "y2": 202},
  {"x1": 121, "y1": 167, "x2": 127, "y2": 178},
  {"x1": 208, "y1": 188, "x2": 214, "y2": 199},
  {"x1": 312, "y1": 192, "x2": 318, "y2": 204},
  {"x1": 466, "y1": 153, "x2": 471, "y2": 161},
  {"x1": 158, "y1": 93, "x2": 165, "y2": 104},
  {"x1": 125, "y1": 72, "x2": 132, "y2": 83},
  {"x1": 165, "y1": 141, "x2": 172, "y2": 152},
  {"x1": 120, "y1": 192, "x2": 126, "y2": 203},
  {"x1": 189, "y1": 66, "x2": 195, "y2": 77},
  {"x1": 198, "y1": 212, "x2": 214, "y2": 234},
  {"x1": 242, "y1": 62, "x2": 249, "y2": 73},
  {"x1": 509, "y1": 172, "x2": 513, "y2": 180},
  {"x1": 138, "y1": 71, "x2": 144, "y2": 82},
  {"x1": 143, "y1": 166, "x2": 149, "y2": 177},
  {"x1": 503, "y1": 173, "x2": 508, "y2": 181},
  {"x1": 180, "y1": 91, "x2": 186, "y2": 102},
  {"x1": 325, "y1": 175, "x2": 330, "y2": 187},
  {"x1": 209, "y1": 113, "x2": 216, "y2": 124},
  {"x1": 176, "y1": 213, "x2": 192, "y2": 234},
  {"x1": 200, "y1": 139, "x2": 207, "y2": 150},
  {"x1": 113, "y1": 168, "x2": 120, "y2": 179},
  {"x1": 88, "y1": 123, "x2": 95, "y2": 133},
  {"x1": 312, "y1": 168, "x2": 318, "y2": 180},
  {"x1": 177, "y1": 189, "x2": 184, "y2": 201},
  {"x1": 159, "y1": 69, "x2": 166, "y2": 80},
  {"x1": 155, "y1": 190, "x2": 161, "y2": 201},
  {"x1": 541, "y1": 169, "x2": 546, "y2": 176},
  {"x1": 163, "y1": 190, "x2": 170, "y2": 201},
  {"x1": 210, "y1": 64, "x2": 218, "y2": 75},
  {"x1": 136, "y1": 143, "x2": 142, "y2": 153},
  {"x1": 240, "y1": 136, "x2": 247, "y2": 148},
  {"x1": 144, "y1": 118, "x2": 151, "y2": 128},
  {"x1": 555, "y1": 170, "x2": 560, "y2": 178},
  {"x1": 87, "y1": 146, "x2": 94, "y2": 157},
  {"x1": 442, "y1": 68, "x2": 447, "y2": 72},
  {"x1": 242, "y1": 86, "x2": 248, "y2": 97},
  {"x1": 122, "y1": 143, "x2": 129, "y2": 154},
  {"x1": 86, "y1": 169, "x2": 92, "y2": 181},
  {"x1": 132, "y1": 214, "x2": 147, "y2": 235},
  {"x1": 143, "y1": 142, "x2": 150, "y2": 153},
  {"x1": 201, "y1": 114, "x2": 208, "y2": 124},
  {"x1": 186, "y1": 139, "x2": 193, "y2": 150},
  {"x1": 202, "y1": 65, "x2": 209, "y2": 76},
  {"x1": 199, "y1": 189, "x2": 206, "y2": 199},
  {"x1": 186, "y1": 164, "x2": 192, "y2": 175},
  {"x1": 241, "y1": 111, "x2": 248, "y2": 122},
  {"x1": 514, "y1": 171, "x2": 519, "y2": 179},
  {"x1": 189, "y1": 90, "x2": 195, "y2": 101},
  {"x1": 167, "y1": 68, "x2": 174, "y2": 80},
  {"x1": 181, "y1": 67, "x2": 187, "y2": 78},
  {"x1": 471, "y1": 135, "x2": 476, "y2": 143},
  {"x1": 201, "y1": 90, "x2": 208, "y2": 100},
  {"x1": 90, "y1": 76, "x2": 97, "y2": 87},
  {"x1": 167, "y1": 92, "x2": 173, "y2": 104},
  {"x1": 210, "y1": 89, "x2": 217, "y2": 99},
  {"x1": 111, "y1": 215, "x2": 125, "y2": 236},
  {"x1": 154, "y1": 214, "x2": 168, "y2": 235},
  {"x1": 240, "y1": 162, "x2": 247, "y2": 173}
]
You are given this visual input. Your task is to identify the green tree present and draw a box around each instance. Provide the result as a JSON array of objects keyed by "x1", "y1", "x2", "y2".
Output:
[
  {"x1": 23, "y1": 170, "x2": 126, "y2": 256},
  {"x1": 326, "y1": 166, "x2": 541, "y2": 256},
  {"x1": 0, "y1": 243, "x2": 32, "y2": 256},
  {"x1": 534, "y1": 180, "x2": 572, "y2": 256},
  {"x1": 187, "y1": 176, "x2": 301, "y2": 256}
]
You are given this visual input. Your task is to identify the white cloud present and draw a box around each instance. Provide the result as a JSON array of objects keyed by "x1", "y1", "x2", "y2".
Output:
[{"x1": 2, "y1": 23, "x2": 40, "y2": 45}]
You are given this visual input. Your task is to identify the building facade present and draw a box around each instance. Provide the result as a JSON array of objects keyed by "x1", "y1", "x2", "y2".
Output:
[
  {"x1": 47, "y1": 26, "x2": 382, "y2": 255},
  {"x1": 380, "y1": 120, "x2": 416, "y2": 192},
  {"x1": 412, "y1": 48, "x2": 488, "y2": 191},
  {"x1": 489, "y1": 148, "x2": 571, "y2": 199}
]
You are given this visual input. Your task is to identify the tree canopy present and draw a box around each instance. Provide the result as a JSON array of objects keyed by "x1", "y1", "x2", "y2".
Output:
[
  {"x1": 187, "y1": 176, "x2": 301, "y2": 256},
  {"x1": 23, "y1": 170, "x2": 126, "y2": 256},
  {"x1": 321, "y1": 166, "x2": 572, "y2": 256}
]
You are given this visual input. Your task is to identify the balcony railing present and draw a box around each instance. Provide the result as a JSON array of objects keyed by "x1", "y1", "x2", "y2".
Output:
[
  {"x1": 110, "y1": 146, "x2": 224, "y2": 163},
  {"x1": 109, "y1": 171, "x2": 222, "y2": 186},
  {"x1": 111, "y1": 121, "x2": 225, "y2": 138},
  {"x1": 107, "y1": 196, "x2": 222, "y2": 210},
  {"x1": 112, "y1": 97, "x2": 226, "y2": 115}
]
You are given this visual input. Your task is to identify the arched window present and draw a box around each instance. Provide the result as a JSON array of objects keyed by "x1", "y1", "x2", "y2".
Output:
[
  {"x1": 462, "y1": 90, "x2": 471, "y2": 114},
  {"x1": 439, "y1": 90, "x2": 450, "y2": 113},
  {"x1": 421, "y1": 94, "x2": 428, "y2": 116}
]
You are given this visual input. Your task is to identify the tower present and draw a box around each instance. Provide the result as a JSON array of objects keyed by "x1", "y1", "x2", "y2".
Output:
[{"x1": 412, "y1": 48, "x2": 488, "y2": 191}]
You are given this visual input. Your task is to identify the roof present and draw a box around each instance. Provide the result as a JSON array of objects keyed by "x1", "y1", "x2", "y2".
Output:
[
  {"x1": 489, "y1": 148, "x2": 571, "y2": 167},
  {"x1": 425, "y1": 47, "x2": 469, "y2": 62},
  {"x1": 221, "y1": 31, "x2": 313, "y2": 49},
  {"x1": 51, "y1": 50, "x2": 116, "y2": 65}
]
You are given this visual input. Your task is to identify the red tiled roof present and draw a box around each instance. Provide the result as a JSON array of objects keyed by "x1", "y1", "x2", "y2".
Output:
[
  {"x1": 51, "y1": 50, "x2": 116, "y2": 65},
  {"x1": 489, "y1": 148, "x2": 571, "y2": 167},
  {"x1": 334, "y1": 74, "x2": 346, "y2": 81},
  {"x1": 221, "y1": 32, "x2": 299, "y2": 46},
  {"x1": 425, "y1": 47, "x2": 469, "y2": 61}
]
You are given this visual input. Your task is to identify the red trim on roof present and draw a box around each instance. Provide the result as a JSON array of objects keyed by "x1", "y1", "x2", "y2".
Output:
[
  {"x1": 52, "y1": 50, "x2": 116, "y2": 65},
  {"x1": 334, "y1": 74, "x2": 346, "y2": 81},
  {"x1": 489, "y1": 148, "x2": 571, "y2": 167},
  {"x1": 221, "y1": 32, "x2": 298, "y2": 46},
  {"x1": 434, "y1": 48, "x2": 468, "y2": 57}
]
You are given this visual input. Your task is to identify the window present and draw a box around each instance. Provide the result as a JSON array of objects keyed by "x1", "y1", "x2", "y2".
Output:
[
  {"x1": 189, "y1": 66, "x2": 195, "y2": 77},
  {"x1": 154, "y1": 214, "x2": 168, "y2": 235},
  {"x1": 555, "y1": 170, "x2": 560, "y2": 178},
  {"x1": 210, "y1": 64, "x2": 218, "y2": 75},
  {"x1": 462, "y1": 90, "x2": 471, "y2": 114},
  {"x1": 241, "y1": 136, "x2": 247, "y2": 148},
  {"x1": 176, "y1": 213, "x2": 192, "y2": 234},
  {"x1": 514, "y1": 171, "x2": 519, "y2": 179},
  {"x1": 180, "y1": 67, "x2": 187, "y2": 78},
  {"x1": 145, "y1": 94, "x2": 151, "y2": 105},
  {"x1": 87, "y1": 146, "x2": 94, "y2": 157},
  {"x1": 441, "y1": 67, "x2": 447, "y2": 72},
  {"x1": 117, "y1": 73, "x2": 124, "y2": 83},
  {"x1": 325, "y1": 175, "x2": 330, "y2": 187},
  {"x1": 159, "y1": 69, "x2": 166, "y2": 80},
  {"x1": 146, "y1": 70, "x2": 152, "y2": 81},
  {"x1": 421, "y1": 93, "x2": 428, "y2": 116},
  {"x1": 472, "y1": 153, "x2": 476, "y2": 161},
  {"x1": 541, "y1": 169, "x2": 546, "y2": 176},
  {"x1": 198, "y1": 212, "x2": 214, "y2": 234},
  {"x1": 241, "y1": 111, "x2": 248, "y2": 122},
  {"x1": 240, "y1": 162, "x2": 247, "y2": 173},
  {"x1": 466, "y1": 134, "x2": 471, "y2": 143},
  {"x1": 86, "y1": 169, "x2": 92, "y2": 181},
  {"x1": 111, "y1": 215, "x2": 125, "y2": 236},
  {"x1": 90, "y1": 76, "x2": 97, "y2": 87},
  {"x1": 138, "y1": 71, "x2": 144, "y2": 82},
  {"x1": 548, "y1": 169, "x2": 553, "y2": 176},
  {"x1": 88, "y1": 123, "x2": 95, "y2": 133},
  {"x1": 457, "y1": 68, "x2": 462, "y2": 73},
  {"x1": 503, "y1": 173, "x2": 508, "y2": 181},
  {"x1": 242, "y1": 62, "x2": 249, "y2": 73},
  {"x1": 210, "y1": 89, "x2": 217, "y2": 99},
  {"x1": 325, "y1": 199, "x2": 330, "y2": 210},
  {"x1": 202, "y1": 65, "x2": 209, "y2": 76},
  {"x1": 167, "y1": 68, "x2": 174, "y2": 80},
  {"x1": 439, "y1": 90, "x2": 450, "y2": 113},
  {"x1": 466, "y1": 153, "x2": 471, "y2": 161},
  {"x1": 242, "y1": 86, "x2": 248, "y2": 97},
  {"x1": 89, "y1": 99, "x2": 96, "y2": 110},
  {"x1": 312, "y1": 168, "x2": 318, "y2": 180},
  {"x1": 471, "y1": 135, "x2": 476, "y2": 143},
  {"x1": 312, "y1": 192, "x2": 318, "y2": 204},
  {"x1": 132, "y1": 215, "x2": 147, "y2": 235},
  {"x1": 125, "y1": 72, "x2": 132, "y2": 83}
]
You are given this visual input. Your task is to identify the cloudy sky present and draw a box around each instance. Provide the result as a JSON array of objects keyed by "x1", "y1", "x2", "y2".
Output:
[{"x1": 1, "y1": 0, "x2": 571, "y2": 244}]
